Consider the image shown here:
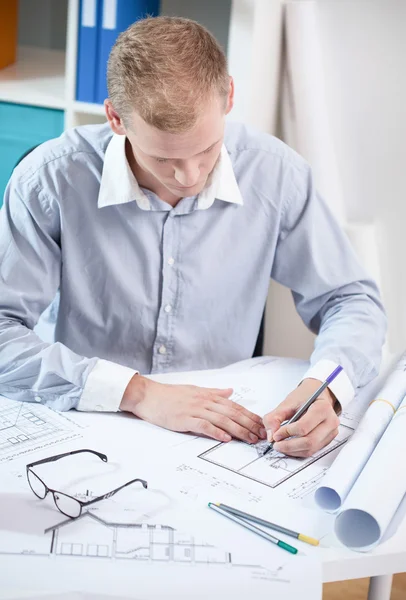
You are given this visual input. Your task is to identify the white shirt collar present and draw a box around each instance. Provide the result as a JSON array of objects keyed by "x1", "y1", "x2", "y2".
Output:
[
  {"x1": 98, "y1": 133, "x2": 151, "y2": 210},
  {"x1": 196, "y1": 144, "x2": 244, "y2": 210},
  {"x1": 98, "y1": 133, "x2": 244, "y2": 210}
]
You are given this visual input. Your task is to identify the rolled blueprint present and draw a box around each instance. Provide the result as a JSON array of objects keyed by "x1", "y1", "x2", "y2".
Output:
[
  {"x1": 335, "y1": 394, "x2": 406, "y2": 550},
  {"x1": 315, "y1": 352, "x2": 406, "y2": 512}
]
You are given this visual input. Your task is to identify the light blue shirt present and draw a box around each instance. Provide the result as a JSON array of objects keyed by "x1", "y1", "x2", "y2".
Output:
[{"x1": 0, "y1": 122, "x2": 386, "y2": 413}]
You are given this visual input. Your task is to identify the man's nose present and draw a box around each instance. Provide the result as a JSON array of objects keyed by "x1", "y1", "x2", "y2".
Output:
[{"x1": 174, "y1": 162, "x2": 200, "y2": 187}]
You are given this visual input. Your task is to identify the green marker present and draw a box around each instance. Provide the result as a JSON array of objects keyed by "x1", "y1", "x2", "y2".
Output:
[{"x1": 208, "y1": 502, "x2": 298, "y2": 555}]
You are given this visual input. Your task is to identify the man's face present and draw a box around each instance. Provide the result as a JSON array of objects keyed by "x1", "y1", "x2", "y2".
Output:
[{"x1": 124, "y1": 94, "x2": 231, "y2": 199}]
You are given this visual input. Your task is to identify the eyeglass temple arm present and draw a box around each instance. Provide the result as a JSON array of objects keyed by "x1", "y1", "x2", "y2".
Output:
[
  {"x1": 81, "y1": 478, "x2": 148, "y2": 507},
  {"x1": 27, "y1": 449, "x2": 107, "y2": 469}
]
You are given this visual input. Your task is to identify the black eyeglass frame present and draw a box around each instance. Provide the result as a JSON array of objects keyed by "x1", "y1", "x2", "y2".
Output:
[{"x1": 26, "y1": 448, "x2": 148, "y2": 519}]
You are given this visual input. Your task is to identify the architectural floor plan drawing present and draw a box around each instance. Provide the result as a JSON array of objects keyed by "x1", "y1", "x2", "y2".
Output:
[
  {"x1": 0, "y1": 396, "x2": 83, "y2": 463},
  {"x1": 44, "y1": 512, "x2": 266, "y2": 567},
  {"x1": 198, "y1": 425, "x2": 353, "y2": 488},
  {"x1": 1, "y1": 510, "x2": 277, "y2": 574},
  {"x1": 0, "y1": 513, "x2": 320, "y2": 599}
]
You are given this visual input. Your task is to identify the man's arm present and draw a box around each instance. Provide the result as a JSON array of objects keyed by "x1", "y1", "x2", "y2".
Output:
[
  {"x1": 0, "y1": 175, "x2": 105, "y2": 410},
  {"x1": 0, "y1": 172, "x2": 265, "y2": 444},
  {"x1": 263, "y1": 161, "x2": 386, "y2": 456}
]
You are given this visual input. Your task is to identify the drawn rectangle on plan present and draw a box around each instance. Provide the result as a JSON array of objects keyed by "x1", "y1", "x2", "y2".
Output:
[{"x1": 198, "y1": 425, "x2": 352, "y2": 488}]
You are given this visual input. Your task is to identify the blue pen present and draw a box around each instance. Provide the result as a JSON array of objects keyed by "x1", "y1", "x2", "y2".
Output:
[{"x1": 262, "y1": 365, "x2": 343, "y2": 456}]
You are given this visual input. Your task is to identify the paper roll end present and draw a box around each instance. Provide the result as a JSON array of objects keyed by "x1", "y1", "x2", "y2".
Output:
[
  {"x1": 335, "y1": 509, "x2": 381, "y2": 551},
  {"x1": 314, "y1": 486, "x2": 342, "y2": 512}
]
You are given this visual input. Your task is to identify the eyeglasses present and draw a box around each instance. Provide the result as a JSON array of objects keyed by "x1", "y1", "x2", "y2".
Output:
[{"x1": 26, "y1": 449, "x2": 148, "y2": 519}]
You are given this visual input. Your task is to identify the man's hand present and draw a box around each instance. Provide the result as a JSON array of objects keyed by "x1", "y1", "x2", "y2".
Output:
[
  {"x1": 263, "y1": 378, "x2": 340, "y2": 457},
  {"x1": 120, "y1": 375, "x2": 267, "y2": 444}
]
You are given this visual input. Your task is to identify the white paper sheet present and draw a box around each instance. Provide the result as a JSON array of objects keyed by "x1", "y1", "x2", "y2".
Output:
[
  {"x1": 220, "y1": 354, "x2": 371, "y2": 428},
  {"x1": 0, "y1": 360, "x2": 332, "y2": 598},
  {"x1": 148, "y1": 369, "x2": 293, "y2": 419},
  {"x1": 315, "y1": 352, "x2": 406, "y2": 512},
  {"x1": 219, "y1": 355, "x2": 308, "y2": 375},
  {"x1": 334, "y1": 394, "x2": 406, "y2": 551},
  {"x1": 0, "y1": 551, "x2": 322, "y2": 600},
  {"x1": 0, "y1": 459, "x2": 322, "y2": 599}
]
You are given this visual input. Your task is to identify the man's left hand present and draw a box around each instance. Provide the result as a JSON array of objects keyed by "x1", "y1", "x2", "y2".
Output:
[{"x1": 263, "y1": 378, "x2": 340, "y2": 457}]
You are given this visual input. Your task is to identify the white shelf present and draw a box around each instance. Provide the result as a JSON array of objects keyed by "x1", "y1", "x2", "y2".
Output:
[
  {"x1": 0, "y1": 46, "x2": 66, "y2": 110},
  {"x1": 73, "y1": 101, "x2": 106, "y2": 116},
  {"x1": 0, "y1": 0, "x2": 235, "y2": 128}
]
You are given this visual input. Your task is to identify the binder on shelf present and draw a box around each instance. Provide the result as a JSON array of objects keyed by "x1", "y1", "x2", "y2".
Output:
[
  {"x1": 76, "y1": 0, "x2": 102, "y2": 103},
  {"x1": 0, "y1": 0, "x2": 18, "y2": 70},
  {"x1": 95, "y1": 0, "x2": 160, "y2": 106}
]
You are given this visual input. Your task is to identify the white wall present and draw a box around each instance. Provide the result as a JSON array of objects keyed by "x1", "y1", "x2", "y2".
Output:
[
  {"x1": 318, "y1": 0, "x2": 406, "y2": 355},
  {"x1": 229, "y1": 0, "x2": 405, "y2": 358}
]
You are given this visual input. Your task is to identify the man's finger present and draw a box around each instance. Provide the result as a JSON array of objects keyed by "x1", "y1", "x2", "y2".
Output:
[
  {"x1": 212, "y1": 395, "x2": 263, "y2": 426},
  {"x1": 273, "y1": 400, "x2": 331, "y2": 442},
  {"x1": 206, "y1": 387, "x2": 234, "y2": 398},
  {"x1": 201, "y1": 410, "x2": 259, "y2": 444},
  {"x1": 263, "y1": 400, "x2": 300, "y2": 441},
  {"x1": 208, "y1": 402, "x2": 266, "y2": 439},
  {"x1": 273, "y1": 423, "x2": 339, "y2": 457},
  {"x1": 188, "y1": 417, "x2": 232, "y2": 442}
]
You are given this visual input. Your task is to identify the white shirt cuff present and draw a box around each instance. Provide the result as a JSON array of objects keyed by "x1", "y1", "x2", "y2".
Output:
[
  {"x1": 77, "y1": 359, "x2": 138, "y2": 412},
  {"x1": 301, "y1": 359, "x2": 355, "y2": 411}
]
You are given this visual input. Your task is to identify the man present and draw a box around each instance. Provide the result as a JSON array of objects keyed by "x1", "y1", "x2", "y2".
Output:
[{"x1": 0, "y1": 17, "x2": 386, "y2": 458}]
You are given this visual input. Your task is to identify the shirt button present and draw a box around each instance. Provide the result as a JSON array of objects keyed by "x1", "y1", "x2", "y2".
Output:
[
  {"x1": 158, "y1": 345, "x2": 167, "y2": 355},
  {"x1": 164, "y1": 304, "x2": 172, "y2": 313},
  {"x1": 168, "y1": 257, "x2": 175, "y2": 266}
]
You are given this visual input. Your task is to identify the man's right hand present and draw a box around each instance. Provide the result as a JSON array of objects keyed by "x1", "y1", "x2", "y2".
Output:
[{"x1": 120, "y1": 375, "x2": 266, "y2": 444}]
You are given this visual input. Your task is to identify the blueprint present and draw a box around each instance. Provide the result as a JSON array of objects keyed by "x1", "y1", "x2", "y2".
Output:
[
  {"x1": 198, "y1": 425, "x2": 352, "y2": 488},
  {"x1": 1, "y1": 508, "x2": 267, "y2": 569},
  {"x1": 0, "y1": 551, "x2": 320, "y2": 600},
  {"x1": 144, "y1": 367, "x2": 356, "y2": 516},
  {"x1": 0, "y1": 396, "x2": 83, "y2": 464},
  {"x1": 0, "y1": 361, "x2": 336, "y2": 598},
  {"x1": 0, "y1": 482, "x2": 321, "y2": 599}
]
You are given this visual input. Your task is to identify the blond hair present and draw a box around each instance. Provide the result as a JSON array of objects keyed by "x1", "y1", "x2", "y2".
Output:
[{"x1": 107, "y1": 16, "x2": 229, "y2": 133}]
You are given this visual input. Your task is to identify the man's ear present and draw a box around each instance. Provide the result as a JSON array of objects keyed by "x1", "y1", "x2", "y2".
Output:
[
  {"x1": 105, "y1": 100, "x2": 126, "y2": 135},
  {"x1": 225, "y1": 76, "x2": 234, "y2": 115}
]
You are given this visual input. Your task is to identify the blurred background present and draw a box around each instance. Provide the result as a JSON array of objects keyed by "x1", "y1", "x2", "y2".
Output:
[{"x1": 0, "y1": 0, "x2": 404, "y2": 362}]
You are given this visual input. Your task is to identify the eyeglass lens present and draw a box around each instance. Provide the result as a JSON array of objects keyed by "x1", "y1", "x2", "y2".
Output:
[
  {"x1": 27, "y1": 469, "x2": 47, "y2": 499},
  {"x1": 52, "y1": 491, "x2": 82, "y2": 518}
]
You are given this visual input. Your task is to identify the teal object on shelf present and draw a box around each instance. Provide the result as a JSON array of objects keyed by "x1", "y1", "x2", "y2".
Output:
[{"x1": 0, "y1": 102, "x2": 64, "y2": 207}]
